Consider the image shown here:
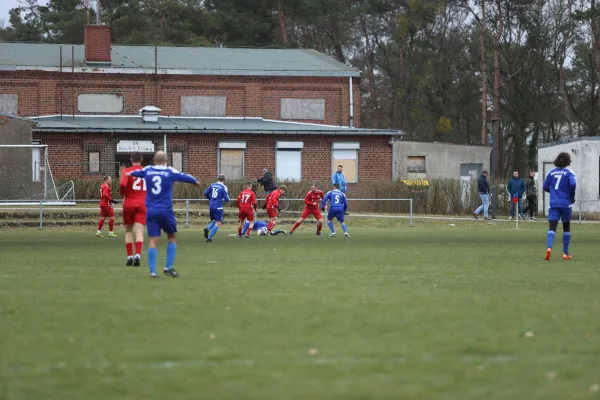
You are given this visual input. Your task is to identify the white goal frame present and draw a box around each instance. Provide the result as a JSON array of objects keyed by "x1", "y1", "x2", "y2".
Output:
[{"x1": 0, "y1": 144, "x2": 76, "y2": 206}]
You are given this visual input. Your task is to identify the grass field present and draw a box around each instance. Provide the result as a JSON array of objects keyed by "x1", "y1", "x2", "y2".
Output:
[{"x1": 1, "y1": 219, "x2": 600, "y2": 399}]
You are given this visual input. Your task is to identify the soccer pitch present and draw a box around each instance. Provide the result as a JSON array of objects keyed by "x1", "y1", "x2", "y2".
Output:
[{"x1": 1, "y1": 220, "x2": 600, "y2": 399}]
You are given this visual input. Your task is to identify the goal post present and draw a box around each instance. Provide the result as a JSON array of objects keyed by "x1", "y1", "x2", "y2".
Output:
[{"x1": 0, "y1": 144, "x2": 76, "y2": 206}]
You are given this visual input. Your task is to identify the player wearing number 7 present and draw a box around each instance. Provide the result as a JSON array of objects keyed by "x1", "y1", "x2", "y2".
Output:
[
  {"x1": 128, "y1": 151, "x2": 201, "y2": 278},
  {"x1": 119, "y1": 152, "x2": 147, "y2": 267},
  {"x1": 321, "y1": 183, "x2": 349, "y2": 238},
  {"x1": 543, "y1": 152, "x2": 576, "y2": 261},
  {"x1": 203, "y1": 174, "x2": 230, "y2": 242}
]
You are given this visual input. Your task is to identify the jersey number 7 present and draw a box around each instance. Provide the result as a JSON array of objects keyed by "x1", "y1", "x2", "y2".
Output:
[{"x1": 553, "y1": 175, "x2": 562, "y2": 190}]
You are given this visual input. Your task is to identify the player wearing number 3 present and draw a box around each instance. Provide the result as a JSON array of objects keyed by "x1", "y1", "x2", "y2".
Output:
[
  {"x1": 119, "y1": 152, "x2": 146, "y2": 267},
  {"x1": 203, "y1": 174, "x2": 230, "y2": 242},
  {"x1": 128, "y1": 151, "x2": 200, "y2": 278}
]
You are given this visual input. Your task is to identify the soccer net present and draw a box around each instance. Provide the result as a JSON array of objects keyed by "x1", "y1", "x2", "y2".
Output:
[{"x1": 0, "y1": 145, "x2": 75, "y2": 206}]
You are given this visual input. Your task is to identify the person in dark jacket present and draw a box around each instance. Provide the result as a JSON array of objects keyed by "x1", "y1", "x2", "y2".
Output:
[
  {"x1": 507, "y1": 171, "x2": 526, "y2": 220},
  {"x1": 256, "y1": 168, "x2": 277, "y2": 194},
  {"x1": 522, "y1": 170, "x2": 537, "y2": 221},
  {"x1": 473, "y1": 171, "x2": 491, "y2": 220}
]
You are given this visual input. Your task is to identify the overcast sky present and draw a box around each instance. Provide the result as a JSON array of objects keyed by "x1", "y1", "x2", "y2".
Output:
[{"x1": 0, "y1": 0, "x2": 48, "y2": 27}]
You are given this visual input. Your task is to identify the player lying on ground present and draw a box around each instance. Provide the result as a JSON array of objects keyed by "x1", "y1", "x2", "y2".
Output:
[
  {"x1": 289, "y1": 184, "x2": 324, "y2": 236},
  {"x1": 241, "y1": 220, "x2": 287, "y2": 236},
  {"x1": 120, "y1": 152, "x2": 146, "y2": 267},
  {"x1": 128, "y1": 151, "x2": 201, "y2": 278},
  {"x1": 543, "y1": 152, "x2": 576, "y2": 261},
  {"x1": 203, "y1": 174, "x2": 230, "y2": 242},
  {"x1": 264, "y1": 185, "x2": 287, "y2": 234},
  {"x1": 321, "y1": 183, "x2": 350, "y2": 238},
  {"x1": 236, "y1": 182, "x2": 257, "y2": 238},
  {"x1": 97, "y1": 176, "x2": 118, "y2": 238}
]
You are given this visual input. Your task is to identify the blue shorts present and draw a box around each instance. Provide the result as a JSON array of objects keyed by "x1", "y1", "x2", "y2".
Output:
[
  {"x1": 548, "y1": 207, "x2": 572, "y2": 222},
  {"x1": 327, "y1": 209, "x2": 345, "y2": 223},
  {"x1": 210, "y1": 208, "x2": 225, "y2": 222},
  {"x1": 146, "y1": 209, "x2": 177, "y2": 237}
]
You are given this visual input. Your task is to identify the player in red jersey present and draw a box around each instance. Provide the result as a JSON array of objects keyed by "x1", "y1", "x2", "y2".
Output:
[
  {"x1": 97, "y1": 176, "x2": 118, "y2": 238},
  {"x1": 264, "y1": 185, "x2": 287, "y2": 234},
  {"x1": 119, "y1": 152, "x2": 147, "y2": 266},
  {"x1": 236, "y1": 182, "x2": 258, "y2": 238},
  {"x1": 289, "y1": 184, "x2": 324, "y2": 235}
]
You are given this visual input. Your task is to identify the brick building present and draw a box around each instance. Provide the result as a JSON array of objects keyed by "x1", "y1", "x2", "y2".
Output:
[{"x1": 0, "y1": 24, "x2": 401, "y2": 190}]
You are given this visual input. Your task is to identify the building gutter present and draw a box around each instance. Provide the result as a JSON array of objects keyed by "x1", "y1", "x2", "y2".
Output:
[{"x1": 32, "y1": 128, "x2": 401, "y2": 136}]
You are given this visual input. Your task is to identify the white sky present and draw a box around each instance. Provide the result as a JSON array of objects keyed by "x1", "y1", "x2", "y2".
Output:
[{"x1": 0, "y1": 0, "x2": 48, "y2": 27}]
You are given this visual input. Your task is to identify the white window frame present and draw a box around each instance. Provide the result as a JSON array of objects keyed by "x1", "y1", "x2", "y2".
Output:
[
  {"x1": 218, "y1": 142, "x2": 245, "y2": 178},
  {"x1": 332, "y1": 142, "x2": 359, "y2": 183},
  {"x1": 276, "y1": 141, "x2": 303, "y2": 181}
]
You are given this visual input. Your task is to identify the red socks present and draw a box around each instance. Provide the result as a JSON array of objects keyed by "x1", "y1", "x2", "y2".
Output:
[
  {"x1": 291, "y1": 221, "x2": 301, "y2": 232},
  {"x1": 98, "y1": 219, "x2": 104, "y2": 231},
  {"x1": 317, "y1": 222, "x2": 323, "y2": 234},
  {"x1": 109, "y1": 219, "x2": 114, "y2": 231},
  {"x1": 135, "y1": 241, "x2": 143, "y2": 255},
  {"x1": 267, "y1": 221, "x2": 276, "y2": 232},
  {"x1": 126, "y1": 243, "x2": 133, "y2": 257},
  {"x1": 246, "y1": 227, "x2": 252, "y2": 236},
  {"x1": 238, "y1": 227, "x2": 242, "y2": 236}
]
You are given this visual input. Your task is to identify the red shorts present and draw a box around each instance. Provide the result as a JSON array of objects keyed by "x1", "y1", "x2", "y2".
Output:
[
  {"x1": 301, "y1": 208, "x2": 322, "y2": 220},
  {"x1": 238, "y1": 209, "x2": 255, "y2": 222},
  {"x1": 123, "y1": 204, "x2": 146, "y2": 226},
  {"x1": 100, "y1": 205, "x2": 114, "y2": 218},
  {"x1": 267, "y1": 205, "x2": 278, "y2": 218}
]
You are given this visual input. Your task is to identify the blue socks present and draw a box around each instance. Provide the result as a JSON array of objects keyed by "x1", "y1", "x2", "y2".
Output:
[
  {"x1": 208, "y1": 226, "x2": 219, "y2": 240},
  {"x1": 327, "y1": 221, "x2": 335, "y2": 233},
  {"x1": 148, "y1": 248, "x2": 157, "y2": 275},
  {"x1": 206, "y1": 221, "x2": 216, "y2": 230},
  {"x1": 342, "y1": 224, "x2": 348, "y2": 234},
  {"x1": 563, "y1": 232, "x2": 571, "y2": 254},
  {"x1": 166, "y1": 243, "x2": 176, "y2": 270},
  {"x1": 546, "y1": 231, "x2": 556, "y2": 249}
]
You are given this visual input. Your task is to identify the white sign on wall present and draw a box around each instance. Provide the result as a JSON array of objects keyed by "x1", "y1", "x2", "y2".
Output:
[{"x1": 116, "y1": 140, "x2": 155, "y2": 153}]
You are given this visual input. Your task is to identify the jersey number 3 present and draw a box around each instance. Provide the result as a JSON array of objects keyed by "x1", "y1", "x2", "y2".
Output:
[
  {"x1": 151, "y1": 176, "x2": 162, "y2": 195},
  {"x1": 132, "y1": 177, "x2": 147, "y2": 191}
]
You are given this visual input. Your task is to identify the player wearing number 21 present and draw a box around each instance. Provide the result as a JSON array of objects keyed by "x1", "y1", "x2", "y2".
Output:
[
  {"x1": 128, "y1": 151, "x2": 200, "y2": 278},
  {"x1": 543, "y1": 152, "x2": 576, "y2": 261},
  {"x1": 203, "y1": 174, "x2": 230, "y2": 242},
  {"x1": 119, "y1": 152, "x2": 146, "y2": 267}
]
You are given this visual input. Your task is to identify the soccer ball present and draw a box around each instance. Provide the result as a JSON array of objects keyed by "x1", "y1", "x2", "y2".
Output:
[{"x1": 259, "y1": 227, "x2": 268, "y2": 236}]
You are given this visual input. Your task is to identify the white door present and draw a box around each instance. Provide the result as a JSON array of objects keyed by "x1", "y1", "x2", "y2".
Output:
[
  {"x1": 32, "y1": 147, "x2": 40, "y2": 182},
  {"x1": 542, "y1": 162, "x2": 553, "y2": 215}
]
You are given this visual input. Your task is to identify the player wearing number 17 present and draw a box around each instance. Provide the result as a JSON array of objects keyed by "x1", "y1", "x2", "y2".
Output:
[
  {"x1": 236, "y1": 182, "x2": 257, "y2": 238},
  {"x1": 128, "y1": 151, "x2": 201, "y2": 278},
  {"x1": 119, "y1": 152, "x2": 146, "y2": 267},
  {"x1": 543, "y1": 152, "x2": 576, "y2": 261},
  {"x1": 321, "y1": 183, "x2": 349, "y2": 238}
]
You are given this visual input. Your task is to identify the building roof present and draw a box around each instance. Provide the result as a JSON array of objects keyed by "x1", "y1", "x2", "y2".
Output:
[
  {"x1": 31, "y1": 115, "x2": 402, "y2": 136},
  {"x1": 0, "y1": 43, "x2": 360, "y2": 78},
  {"x1": 537, "y1": 136, "x2": 600, "y2": 149}
]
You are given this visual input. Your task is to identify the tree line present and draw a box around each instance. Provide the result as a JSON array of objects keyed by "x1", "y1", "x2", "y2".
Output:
[{"x1": 2, "y1": 0, "x2": 600, "y2": 176}]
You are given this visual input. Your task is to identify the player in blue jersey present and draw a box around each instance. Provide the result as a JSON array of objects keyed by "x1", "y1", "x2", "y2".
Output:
[
  {"x1": 128, "y1": 151, "x2": 200, "y2": 278},
  {"x1": 542, "y1": 152, "x2": 576, "y2": 260},
  {"x1": 241, "y1": 220, "x2": 287, "y2": 236},
  {"x1": 203, "y1": 174, "x2": 230, "y2": 242},
  {"x1": 321, "y1": 183, "x2": 349, "y2": 238}
]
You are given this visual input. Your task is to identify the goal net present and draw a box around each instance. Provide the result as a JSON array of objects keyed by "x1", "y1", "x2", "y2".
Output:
[{"x1": 0, "y1": 145, "x2": 75, "y2": 206}]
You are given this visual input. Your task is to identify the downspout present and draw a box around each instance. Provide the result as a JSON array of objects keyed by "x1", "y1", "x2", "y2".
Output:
[
  {"x1": 349, "y1": 77, "x2": 354, "y2": 128},
  {"x1": 391, "y1": 139, "x2": 397, "y2": 180}
]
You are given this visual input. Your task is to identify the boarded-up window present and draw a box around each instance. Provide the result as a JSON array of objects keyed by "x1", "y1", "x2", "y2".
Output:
[
  {"x1": 0, "y1": 94, "x2": 18, "y2": 114},
  {"x1": 281, "y1": 98, "x2": 325, "y2": 120},
  {"x1": 181, "y1": 96, "x2": 226, "y2": 117},
  {"x1": 171, "y1": 152, "x2": 183, "y2": 172},
  {"x1": 89, "y1": 152, "x2": 100, "y2": 173},
  {"x1": 78, "y1": 93, "x2": 124, "y2": 113},
  {"x1": 219, "y1": 149, "x2": 244, "y2": 179},
  {"x1": 332, "y1": 149, "x2": 358, "y2": 184},
  {"x1": 407, "y1": 156, "x2": 426, "y2": 173}
]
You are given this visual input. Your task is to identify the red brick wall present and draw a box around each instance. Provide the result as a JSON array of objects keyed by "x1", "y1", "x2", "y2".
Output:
[
  {"x1": 84, "y1": 25, "x2": 112, "y2": 63},
  {"x1": 36, "y1": 133, "x2": 391, "y2": 193},
  {"x1": 0, "y1": 71, "x2": 360, "y2": 127}
]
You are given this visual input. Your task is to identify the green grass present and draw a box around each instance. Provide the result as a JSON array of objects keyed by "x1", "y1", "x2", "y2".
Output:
[{"x1": 1, "y1": 220, "x2": 600, "y2": 400}]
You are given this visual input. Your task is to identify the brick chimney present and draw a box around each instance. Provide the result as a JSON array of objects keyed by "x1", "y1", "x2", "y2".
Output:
[{"x1": 84, "y1": 25, "x2": 111, "y2": 64}]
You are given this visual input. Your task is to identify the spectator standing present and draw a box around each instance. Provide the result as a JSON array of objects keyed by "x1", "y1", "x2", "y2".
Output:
[
  {"x1": 332, "y1": 165, "x2": 348, "y2": 214},
  {"x1": 256, "y1": 168, "x2": 277, "y2": 194},
  {"x1": 507, "y1": 171, "x2": 526, "y2": 220},
  {"x1": 473, "y1": 170, "x2": 491, "y2": 220},
  {"x1": 523, "y1": 170, "x2": 537, "y2": 221}
]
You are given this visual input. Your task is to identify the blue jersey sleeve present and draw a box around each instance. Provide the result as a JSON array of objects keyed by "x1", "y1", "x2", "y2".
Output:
[
  {"x1": 171, "y1": 171, "x2": 198, "y2": 184},
  {"x1": 130, "y1": 169, "x2": 145, "y2": 178},
  {"x1": 204, "y1": 186, "x2": 211, "y2": 200},
  {"x1": 224, "y1": 189, "x2": 230, "y2": 203},
  {"x1": 543, "y1": 172, "x2": 552, "y2": 193},
  {"x1": 569, "y1": 172, "x2": 577, "y2": 203},
  {"x1": 342, "y1": 193, "x2": 348, "y2": 211},
  {"x1": 321, "y1": 192, "x2": 331, "y2": 209}
]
